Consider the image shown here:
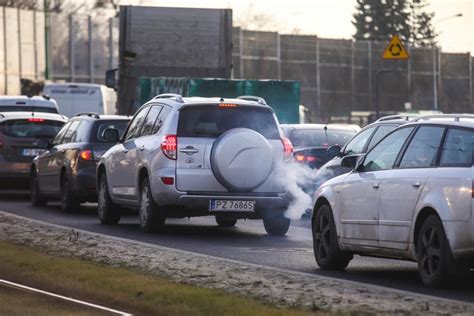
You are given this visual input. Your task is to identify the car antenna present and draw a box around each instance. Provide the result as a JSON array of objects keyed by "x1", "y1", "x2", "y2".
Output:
[{"x1": 324, "y1": 120, "x2": 330, "y2": 145}]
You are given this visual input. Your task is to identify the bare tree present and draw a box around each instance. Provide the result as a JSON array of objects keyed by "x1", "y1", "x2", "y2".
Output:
[{"x1": 235, "y1": 4, "x2": 281, "y2": 31}]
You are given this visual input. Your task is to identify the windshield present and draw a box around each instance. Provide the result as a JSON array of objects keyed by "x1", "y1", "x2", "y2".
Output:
[
  {"x1": 0, "y1": 106, "x2": 58, "y2": 114},
  {"x1": 1, "y1": 119, "x2": 64, "y2": 138},
  {"x1": 289, "y1": 129, "x2": 355, "y2": 147},
  {"x1": 178, "y1": 105, "x2": 280, "y2": 139}
]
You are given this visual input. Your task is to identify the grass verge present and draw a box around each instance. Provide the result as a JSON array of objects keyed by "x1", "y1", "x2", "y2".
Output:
[{"x1": 0, "y1": 240, "x2": 328, "y2": 316}]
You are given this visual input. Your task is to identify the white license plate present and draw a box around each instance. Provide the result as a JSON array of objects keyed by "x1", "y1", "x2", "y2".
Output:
[
  {"x1": 22, "y1": 148, "x2": 45, "y2": 156},
  {"x1": 210, "y1": 200, "x2": 255, "y2": 212}
]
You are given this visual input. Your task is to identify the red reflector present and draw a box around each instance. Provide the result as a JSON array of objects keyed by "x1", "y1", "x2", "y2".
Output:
[
  {"x1": 79, "y1": 150, "x2": 94, "y2": 161},
  {"x1": 28, "y1": 118, "x2": 45, "y2": 122},
  {"x1": 219, "y1": 103, "x2": 238, "y2": 108},
  {"x1": 161, "y1": 177, "x2": 174, "y2": 185},
  {"x1": 282, "y1": 138, "x2": 294, "y2": 161},
  {"x1": 161, "y1": 135, "x2": 177, "y2": 160}
]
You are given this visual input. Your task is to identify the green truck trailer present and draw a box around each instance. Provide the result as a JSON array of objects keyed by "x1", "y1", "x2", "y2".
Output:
[{"x1": 137, "y1": 77, "x2": 301, "y2": 124}]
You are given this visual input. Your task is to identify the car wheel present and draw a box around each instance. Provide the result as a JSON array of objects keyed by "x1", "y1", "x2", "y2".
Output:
[
  {"x1": 215, "y1": 217, "x2": 237, "y2": 227},
  {"x1": 61, "y1": 176, "x2": 80, "y2": 212},
  {"x1": 417, "y1": 215, "x2": 453, "y2": 287},
  {"x1": 313, "y1": 204, "x2": 351, "y2": 270},
  {"x1": 139, "y1": 177, "x2": 165, "y2": 233},
  {"x1": 97, "y1": 173, "x2": 120, "y2": 225},
  {"x1": 31, "y1": 171, "x2": 47, "y2": 207},
  {"x1": 263, "y1": 212, "x2": 290, "y2": 236}
]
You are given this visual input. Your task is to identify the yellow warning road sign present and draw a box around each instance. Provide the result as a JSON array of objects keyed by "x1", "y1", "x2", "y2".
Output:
[{"x1": 382, "y1": 35, "x2": 409, "y2": 60}]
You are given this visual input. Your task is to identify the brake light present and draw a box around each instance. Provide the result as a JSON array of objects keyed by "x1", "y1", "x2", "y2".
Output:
[
  {"x1": 28, "y1": 118, "x2": 45, "y2": 122},
  {"x1": 79, "y1": 150, "x2": 94, "y2": 161},
  {"x1": 282, "y1": 137, "x2": 293, "y2": 161},
  {"x1": 295, "y1": 154, "x2": 305, "y2": 162},
  {"x1": 219, "y1": 103, "x2": 238, "y2": 107},
  {"x1": 294, "y1": 153, "x2": 318, "y2": 163},
  {"x1": 161, "y1": 135, "x2": 177, "y2": 160}
]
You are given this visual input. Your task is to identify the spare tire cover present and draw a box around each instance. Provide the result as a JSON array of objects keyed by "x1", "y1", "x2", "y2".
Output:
[{"x1": 211, "y1": 128, "x2": 273, "y2": 192}]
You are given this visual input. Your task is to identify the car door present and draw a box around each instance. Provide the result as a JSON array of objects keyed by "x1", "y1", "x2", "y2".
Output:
[
  {"x1": 339, "y1": 127, "x2": 414, "y2": 249},
  {"x1": 49, "y1": 119, "x2": 82, "y2": 193},
  {"x1": 37, "y1": 121, "x2": 72, "y2": 193},
  {"x1": 378, "y1": 125, "x2": 445, "y2": 250},
  {"x1": 108, "y1": 105, "x2": 150, "y2": 200}
]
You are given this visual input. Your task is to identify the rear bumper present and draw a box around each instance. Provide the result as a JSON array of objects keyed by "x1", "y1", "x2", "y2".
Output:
[
  {"x1": 444, "y1": 220, "x2": 474, "y2": 264},
  {"x1": 71, "y1": 167, "x2": 98, "y2": 201},
  {"x1": 0, "y1": 162, "x2": 32, "y2": 188},
  {"x1": 150, "y1": 168, "x2": 290, "y2": 219}
]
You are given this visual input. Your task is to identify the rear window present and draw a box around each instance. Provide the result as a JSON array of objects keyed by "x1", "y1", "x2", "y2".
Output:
[
  {"x1": 1, "y1": 119, "x2": 64, "y2": 138},
  {"x1": 289, "y1": 129, "x2": 355, "y2": 147},
  {"x1": 0, "y1": 106, "x2": 58, "y2": 113},
  {"x1": 177, "y1": 105, "x2": 280, "y2": 139},
  {"x1": 91, "y1": 120, "x2": 129, "y2": 142}
]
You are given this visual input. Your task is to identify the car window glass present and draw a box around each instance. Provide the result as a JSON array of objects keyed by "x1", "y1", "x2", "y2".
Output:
[
  {"x1": 124, "y1": 106, "x2": 150, "y2": 141},
  {"x1": 178, "y1": 105, "x2": 280, "y2": 139},
  {"x1": 344, "y1": 126, "x2": 376, "y2": 155},
  {"x1": 367, "y1": 125, "x2": 398, "y2": 150},
  {"x1": 362, "y1": 127, "x2": 414, "y2": 172},
  {"x1": 140, "y1": 105, "x2": 163, "y2": 136},
  {"x1": 399, "y1": 126, "x2": 444, "y2": 169},
  {"x1": 72, "y1": 120, "x2": 90, "y2": 143},
  {"x1": 440, "y1": 128, "x2": 474, "y2": 167},
  {"x1": 93, "y1": 120, "x2": 129, "y2": 142},
  {"x1": 289, "y1": 129, "x2": 355, "y2": 147},
  {"x1": 62, "y1": 120, "x2": 81, "y2": 144},
  {"x1": 152, "y1": 106, "x2": 171, "y2": 134},
  {"x1": 2, "y1": 119, "x2": 64, "y2": 139},
  {"x1": 52, "y1": 121, "x2": 72, "y2": 145}
]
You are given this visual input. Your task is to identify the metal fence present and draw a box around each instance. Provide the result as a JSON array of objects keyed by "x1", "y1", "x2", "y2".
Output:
[{"x1": 232, "y1": 27, "x2": 474, "y2": 122}]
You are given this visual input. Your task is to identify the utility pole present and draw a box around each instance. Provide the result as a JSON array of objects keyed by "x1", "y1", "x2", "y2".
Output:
[{"x1": 44, "y1": 0, "x2": 51, "y2": 80}]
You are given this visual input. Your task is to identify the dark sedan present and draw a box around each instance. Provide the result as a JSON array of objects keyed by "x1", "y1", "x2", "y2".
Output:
[{"x1": 31, "y1": 113, "x2": 130, "y2": 211}]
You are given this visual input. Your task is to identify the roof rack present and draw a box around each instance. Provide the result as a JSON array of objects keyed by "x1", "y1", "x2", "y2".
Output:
[
  {"x1": 413, "y1": 114, "x2": 474, "y2": 122},
  {"x1": 237, "y1": 95, "x2": 267, "y2": 105},
  {"x1": 375, "y1": 114, "x2": 419, "y2": 122},
  {"x1": 76, "y1": 112, "x2": 100, "y2": 119},
  {"x1": 154, "y1": 93, "x2": 184, "y2": 103}
]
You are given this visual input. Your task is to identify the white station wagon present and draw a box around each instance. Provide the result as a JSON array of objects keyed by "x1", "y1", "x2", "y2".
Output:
[{"x1": 312, "y1": 114, "x2": 474, "y2": 286}]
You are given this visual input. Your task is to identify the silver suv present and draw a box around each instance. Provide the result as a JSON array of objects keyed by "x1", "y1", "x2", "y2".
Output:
[{"x1": 96, "y1": 94, "x2": 293, "y2": 235}]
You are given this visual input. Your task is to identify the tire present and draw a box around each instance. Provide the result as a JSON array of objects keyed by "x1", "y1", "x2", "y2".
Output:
[
  {"x1": 139, "y1": 177, "x2": 165, "y2": 233},
  {"x1": 31, "y1": 171, "x2": 47, "y2": 207},
  {"x1": 60, "y1": 175, "x2": 80, "y2": 212},
  {"x1": 416, "y1": 215, "x2": 453, "y2": 287},
  {"x1": 97, "y1": 173, "x2": 120, "y2": 225},
  {"x1": 215, "y1": 217, "x2": 237, "y2": 228},
  {"x1": 312, "y1": 204, "x2": 351, "y2": 270},
  {"x1": 263, "y1": 212, "x2": 291, "y2": 236}
]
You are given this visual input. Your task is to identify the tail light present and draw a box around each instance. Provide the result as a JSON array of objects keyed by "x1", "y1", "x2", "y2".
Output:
[
  {"x1": 161, "y1": 177, "x2": 174, "y2": 185},
  {"x1": 294, "y1": 153, "x2": 318, "y2": 163},
  {"x1": 282, "y1": 137, "x2": 293, "y2": 161},
  {"x1": 28, "y1": 118, "x2": 45, "y2": 122},
  {"x1": 79, "y1": 150, "x2": 94, "y2": 161},
  {"x1": 161, "y1": 135, "x2": 177, "y2": 160}
]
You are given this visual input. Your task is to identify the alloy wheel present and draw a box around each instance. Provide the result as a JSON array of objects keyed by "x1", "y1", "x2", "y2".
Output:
[
  {"x1": 419, "y1": 226, "x2": 441, "y2": 278},
  {"x1": 314, "y1": 213, "x2": 331, "y2": 260},
  {"x1": 140, "y1": 186, "x2": 150, "y2": 225}
]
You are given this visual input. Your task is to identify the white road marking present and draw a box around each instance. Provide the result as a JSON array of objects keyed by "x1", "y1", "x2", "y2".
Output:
[{"x1": 0, "y1": 279, "x2": 133, "y2": 316}]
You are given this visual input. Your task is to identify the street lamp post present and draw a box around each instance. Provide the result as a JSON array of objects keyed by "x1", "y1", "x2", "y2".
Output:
[{"x1": 432, "y1": 13, "x2": 463, "y2": 110}]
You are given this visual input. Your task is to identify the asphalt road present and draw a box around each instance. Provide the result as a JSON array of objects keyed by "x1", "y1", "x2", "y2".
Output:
[{"x1": 1, "y1": 193, "x2": 473, "y2": 303}]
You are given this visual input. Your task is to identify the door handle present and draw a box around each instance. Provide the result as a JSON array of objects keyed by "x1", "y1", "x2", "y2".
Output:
[
  {"x1": 372, "y1": 183, "x2": 380, "y2": 189},
  {"x1": 412, "y1": 182, "x2": 421, "y2": 188},
  {"x1": 123, "y1": 149, "x2": 128, "y2": 154},
  {"x1": 139, "y1": 145, "x2": 145, "y2": 151},
  {"x1": 180, "y1": 147, "x2": 199, "y2": 154}
]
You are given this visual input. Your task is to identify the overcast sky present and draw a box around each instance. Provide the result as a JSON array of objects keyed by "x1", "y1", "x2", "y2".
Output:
[{"x1": 138, "y1": 0, "x2": 473, "y2": 54}]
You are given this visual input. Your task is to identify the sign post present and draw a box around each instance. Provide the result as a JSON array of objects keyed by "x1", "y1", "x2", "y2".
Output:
[{"x1": 375, "y1": 35, "x2": 410, "y2": 119}]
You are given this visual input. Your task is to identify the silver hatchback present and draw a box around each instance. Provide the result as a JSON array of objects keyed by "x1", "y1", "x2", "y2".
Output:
[{"x1": 96, "y1": 94, "x2": 293, "y2": 235}]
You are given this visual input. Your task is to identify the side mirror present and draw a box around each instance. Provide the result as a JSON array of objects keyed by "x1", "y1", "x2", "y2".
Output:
[
  {"x1": 102, "y1": 128, "x2": 120, "y2": 143},
  {"x1": 341, "y1": 154, "x2": 363, "y2": 170},
  {"x1": 37, "y1": 139, "x2": 52, "y2": 150},
  {"x1": 327, "y1": 145, "x2": 342, "y2": 157},
  {"x1": 105, "y1": 68, "x2": 118, "y2": 90}
]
